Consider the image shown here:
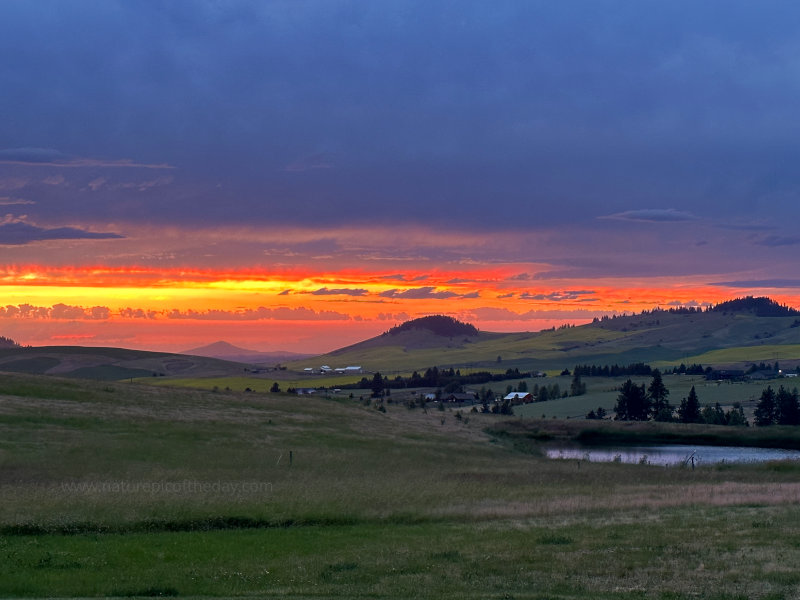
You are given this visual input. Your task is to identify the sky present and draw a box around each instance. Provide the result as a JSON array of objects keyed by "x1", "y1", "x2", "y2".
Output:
[{"x1": 2, "y1": 0, "x2": 800, "y2": 354}]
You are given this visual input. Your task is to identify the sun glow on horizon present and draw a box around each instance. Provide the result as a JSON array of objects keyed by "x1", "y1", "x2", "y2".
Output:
[{"x1": 1, "y1": 259, "x2": 795, "y2": 353}]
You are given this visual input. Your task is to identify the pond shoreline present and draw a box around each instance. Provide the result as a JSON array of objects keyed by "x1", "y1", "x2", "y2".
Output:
[
  {"x1": 545, "y1": 444, "x2": 800, "y2": 466},
  {"x1": 488, "y1": 418, "x2": 800, "y2": 452}
]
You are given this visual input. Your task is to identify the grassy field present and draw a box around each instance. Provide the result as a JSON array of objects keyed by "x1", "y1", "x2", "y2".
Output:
[
  {"x1": 141, "y1": 373, "x2": 369, "y2": 392},
  {"x1": 3, "y1": 371, "x2": 800, "y2": 598}
]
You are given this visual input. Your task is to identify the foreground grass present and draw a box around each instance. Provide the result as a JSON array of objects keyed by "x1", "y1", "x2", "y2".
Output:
[
  {"x1": 4, "y1": 505, "x2": 800, "y2": 598},
  {"x1": 2, "y1": 372, "x2": 800, "y2": 598}
]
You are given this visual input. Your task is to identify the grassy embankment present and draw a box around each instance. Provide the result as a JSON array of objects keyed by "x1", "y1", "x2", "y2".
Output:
[{"x1": 3, "y1": 372, "x2": 800, "y2": 598}]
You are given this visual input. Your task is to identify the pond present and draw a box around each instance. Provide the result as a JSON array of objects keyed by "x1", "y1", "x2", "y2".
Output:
[{"x1": 545, "y1": 444, "x2": 800, "y2": 467}]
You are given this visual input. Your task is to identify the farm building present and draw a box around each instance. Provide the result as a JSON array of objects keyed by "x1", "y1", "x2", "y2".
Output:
[{"x1": 504, "y1": 392, "x2": 533, "y2": 404}]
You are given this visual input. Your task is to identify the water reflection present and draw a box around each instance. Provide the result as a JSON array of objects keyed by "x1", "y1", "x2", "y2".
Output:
[{"x1": 546, "y1": 445, "x2": 800, "y2": 467}]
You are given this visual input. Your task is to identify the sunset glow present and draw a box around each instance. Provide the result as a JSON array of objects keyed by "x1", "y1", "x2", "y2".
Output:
[{"x1": 3, "y1": 3, "x2": 800, "y2": 353}]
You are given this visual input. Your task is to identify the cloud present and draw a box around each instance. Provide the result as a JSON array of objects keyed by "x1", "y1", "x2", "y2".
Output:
[
  {"x1": 379, "y1": 287, "x2": 460, "y2": 300},
  {"x1": 0, "y1": 147, "x2": 173, "y2": 169},
  {"x1": 166, "y1": 306, "x2": 350, "y2": 321},
  {"x1": 711, "y1": 279, "x2": 800, "y2": 289},
  {"x1": 119, "y1": 307, "x2": 159, "y2": 319},
  {"x1": 600, "y1": 209, "x2": 700, "y2": 223},
  {"x1": 0, "y1": 197, "x2": 35, "y2": 206},
  {"x1": 469, "y1": 306, "x2": 603, "y2": 321},
  {"x1": 507, "y1": 272, "x2": 534, "y2": 281},
  {"x1": 87, "y1": 177, "x2": 107, "y2": 191},
  {"x1": 519, "y1": 290, "x2": 596, "y2": 301},
  {"x1": 283, "y1": 152, "x2": 334, "y2": 172},
  {"x1": 308, "y1": 287, "x2": 368, "y2": 296},
  {"x1": 0, "y1": 303, "x2": 110, "y2": 320},
  {"x1": 0, "y1": 220, "x2": 124, "y2": 245},
  {"x1": 753, "y1": 235, "x2": 800, "y2": 247}
]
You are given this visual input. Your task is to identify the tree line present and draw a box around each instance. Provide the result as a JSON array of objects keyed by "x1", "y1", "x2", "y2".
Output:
[
  {"x1": 572, "y1": 362, "x2": 707, "y2": 377},
  {"x1": 605, "y1": 370, "x2": 800, "y2": 427},
  {"x1": 605, "y1": 370, "x2": 747, "y2": 425},
  {"x1": 347, "y1": 366, "x2": 535, "y2": 393}
]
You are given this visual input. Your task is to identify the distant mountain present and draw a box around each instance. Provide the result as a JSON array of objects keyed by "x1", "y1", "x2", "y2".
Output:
[{"x1": 182, "y1": 341, "x2": 312, "y2": 364}]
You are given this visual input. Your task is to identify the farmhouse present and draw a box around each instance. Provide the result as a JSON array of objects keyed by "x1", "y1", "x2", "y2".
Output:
[{"x1": 504, "y1": 392, "x2": 533, "y2": 404}]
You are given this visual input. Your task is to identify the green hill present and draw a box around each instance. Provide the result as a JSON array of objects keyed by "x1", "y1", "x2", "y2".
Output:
[
  {"x1": 0, "y1": 345, "x2": 253, "y2": 380},
  {"x1": 289, "y1": 298, "x2": 800, "y2": 373}
]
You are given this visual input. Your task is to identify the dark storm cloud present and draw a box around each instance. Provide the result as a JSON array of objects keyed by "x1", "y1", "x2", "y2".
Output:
[
  {"x1": 0, "y1": 221, "x2": 124, "y2": 245},
  {"x1": 3, "y1": 1, "x2": 800, "y2": 233}
]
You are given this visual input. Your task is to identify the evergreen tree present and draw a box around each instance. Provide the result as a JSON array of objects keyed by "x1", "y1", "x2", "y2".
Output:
[
  {"x1": 614, "y1": 379, "x2": 650, "y2": 421},
  {"x1": 270, "y1": 382, "x2": 280, "y2": 393},
  {"x1": 701, "y1": 402, "x2": 726, "y2": 425},
  {"x1": 754, "y1": 386, "x2": 777, "y2": 426},
  {"x1": 647, "y1": 369, "x2": 670, "y2": 418},
  {"x1": 570, "y1": 372, "x2": 587, "y2": 396},
  {"x1": 725, "y1": 403, "x2": 748, "y2": 426},
  {"x1": 776, "y1": 386, "x2": 800, "y2": 426},
  {"x1": 371, "y1": 372, "x2": 384, "y2": 398},
  {"x1": 678, "y1": 386, "x2": 701, "y2": 423}
]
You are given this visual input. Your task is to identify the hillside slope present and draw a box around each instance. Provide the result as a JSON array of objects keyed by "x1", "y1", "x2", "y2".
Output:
[
  {"x1": 289, "y1": 300, "x2": 800, "y2": 373},
  {"x1": 0, "y1": 346, "x2": 252, "y2": 380}
]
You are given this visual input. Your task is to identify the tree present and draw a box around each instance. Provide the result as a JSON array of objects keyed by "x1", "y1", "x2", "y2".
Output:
[
  {"x1": 517, "y1": 380, "x2": 528, "y2": 393},
  {"x1": 725, "y1": 403, "x2": 748, "y2": 426},
  {"x1": 371, "y1": 372, "x2": 384, "y2": 398},
  {"x1": 537, "y1": 386, "x2": 549, "y2": 402},
  {"x1": 754, "y1": 386, "x2": 777, "y2": 426},
  {"x1": 677, "y1": 386, "x2": 701, "y2": 423},
  {"x1": 570, "y1": 372, "x2": 587, "y2": 396},
  {"x1": 701, "y1": 402, "x2": 726, "y2": 425},
  {"x1": 647, "y1": 369, "x2": 670, "y2": 418},
  {"x1": 270, "y1": 382, "x2": 281, "y2": 393},
  {"x1": 614, "y1": 379, "x2": 650, "y2": 421},
  {"x1": 776, "y1": 386, "x2": 800, "y2": 426}
]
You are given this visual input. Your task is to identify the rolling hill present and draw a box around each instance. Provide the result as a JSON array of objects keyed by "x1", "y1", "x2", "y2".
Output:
[
  {"x1": 0, "y1": 345, "x2": 254, "y2": 380},
  {"x1": 288, "y1": 298, "x2": 800, "y2": 373}
]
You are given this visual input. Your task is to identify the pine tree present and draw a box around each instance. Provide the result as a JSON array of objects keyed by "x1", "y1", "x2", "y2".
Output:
[
  {"x1": 371, "y1": 372, "x2": 384, "y2": 398},
  {"x1": 754, "y1": 386, "x2": 777, "y2": 426},
  {"x1": 647, "y1": 369, "x2": 670, "y2": 419},
  {"x1": 570, "y1": 372, "x2": 587, "y2": 396},
  {"x1": 776, "y1": 386, "x2": 800, "y2": 426},
  {"x1": 614, "y1": 379, "x2": 650, "y2": 421},
  {"x1": 678, "y1": 386, "x2": 701, "y2": 423}
]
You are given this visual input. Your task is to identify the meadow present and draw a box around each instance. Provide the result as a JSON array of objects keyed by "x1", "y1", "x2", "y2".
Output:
[{"x1": 2, "y1": 372, "x2": 800, "y2": 598}]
